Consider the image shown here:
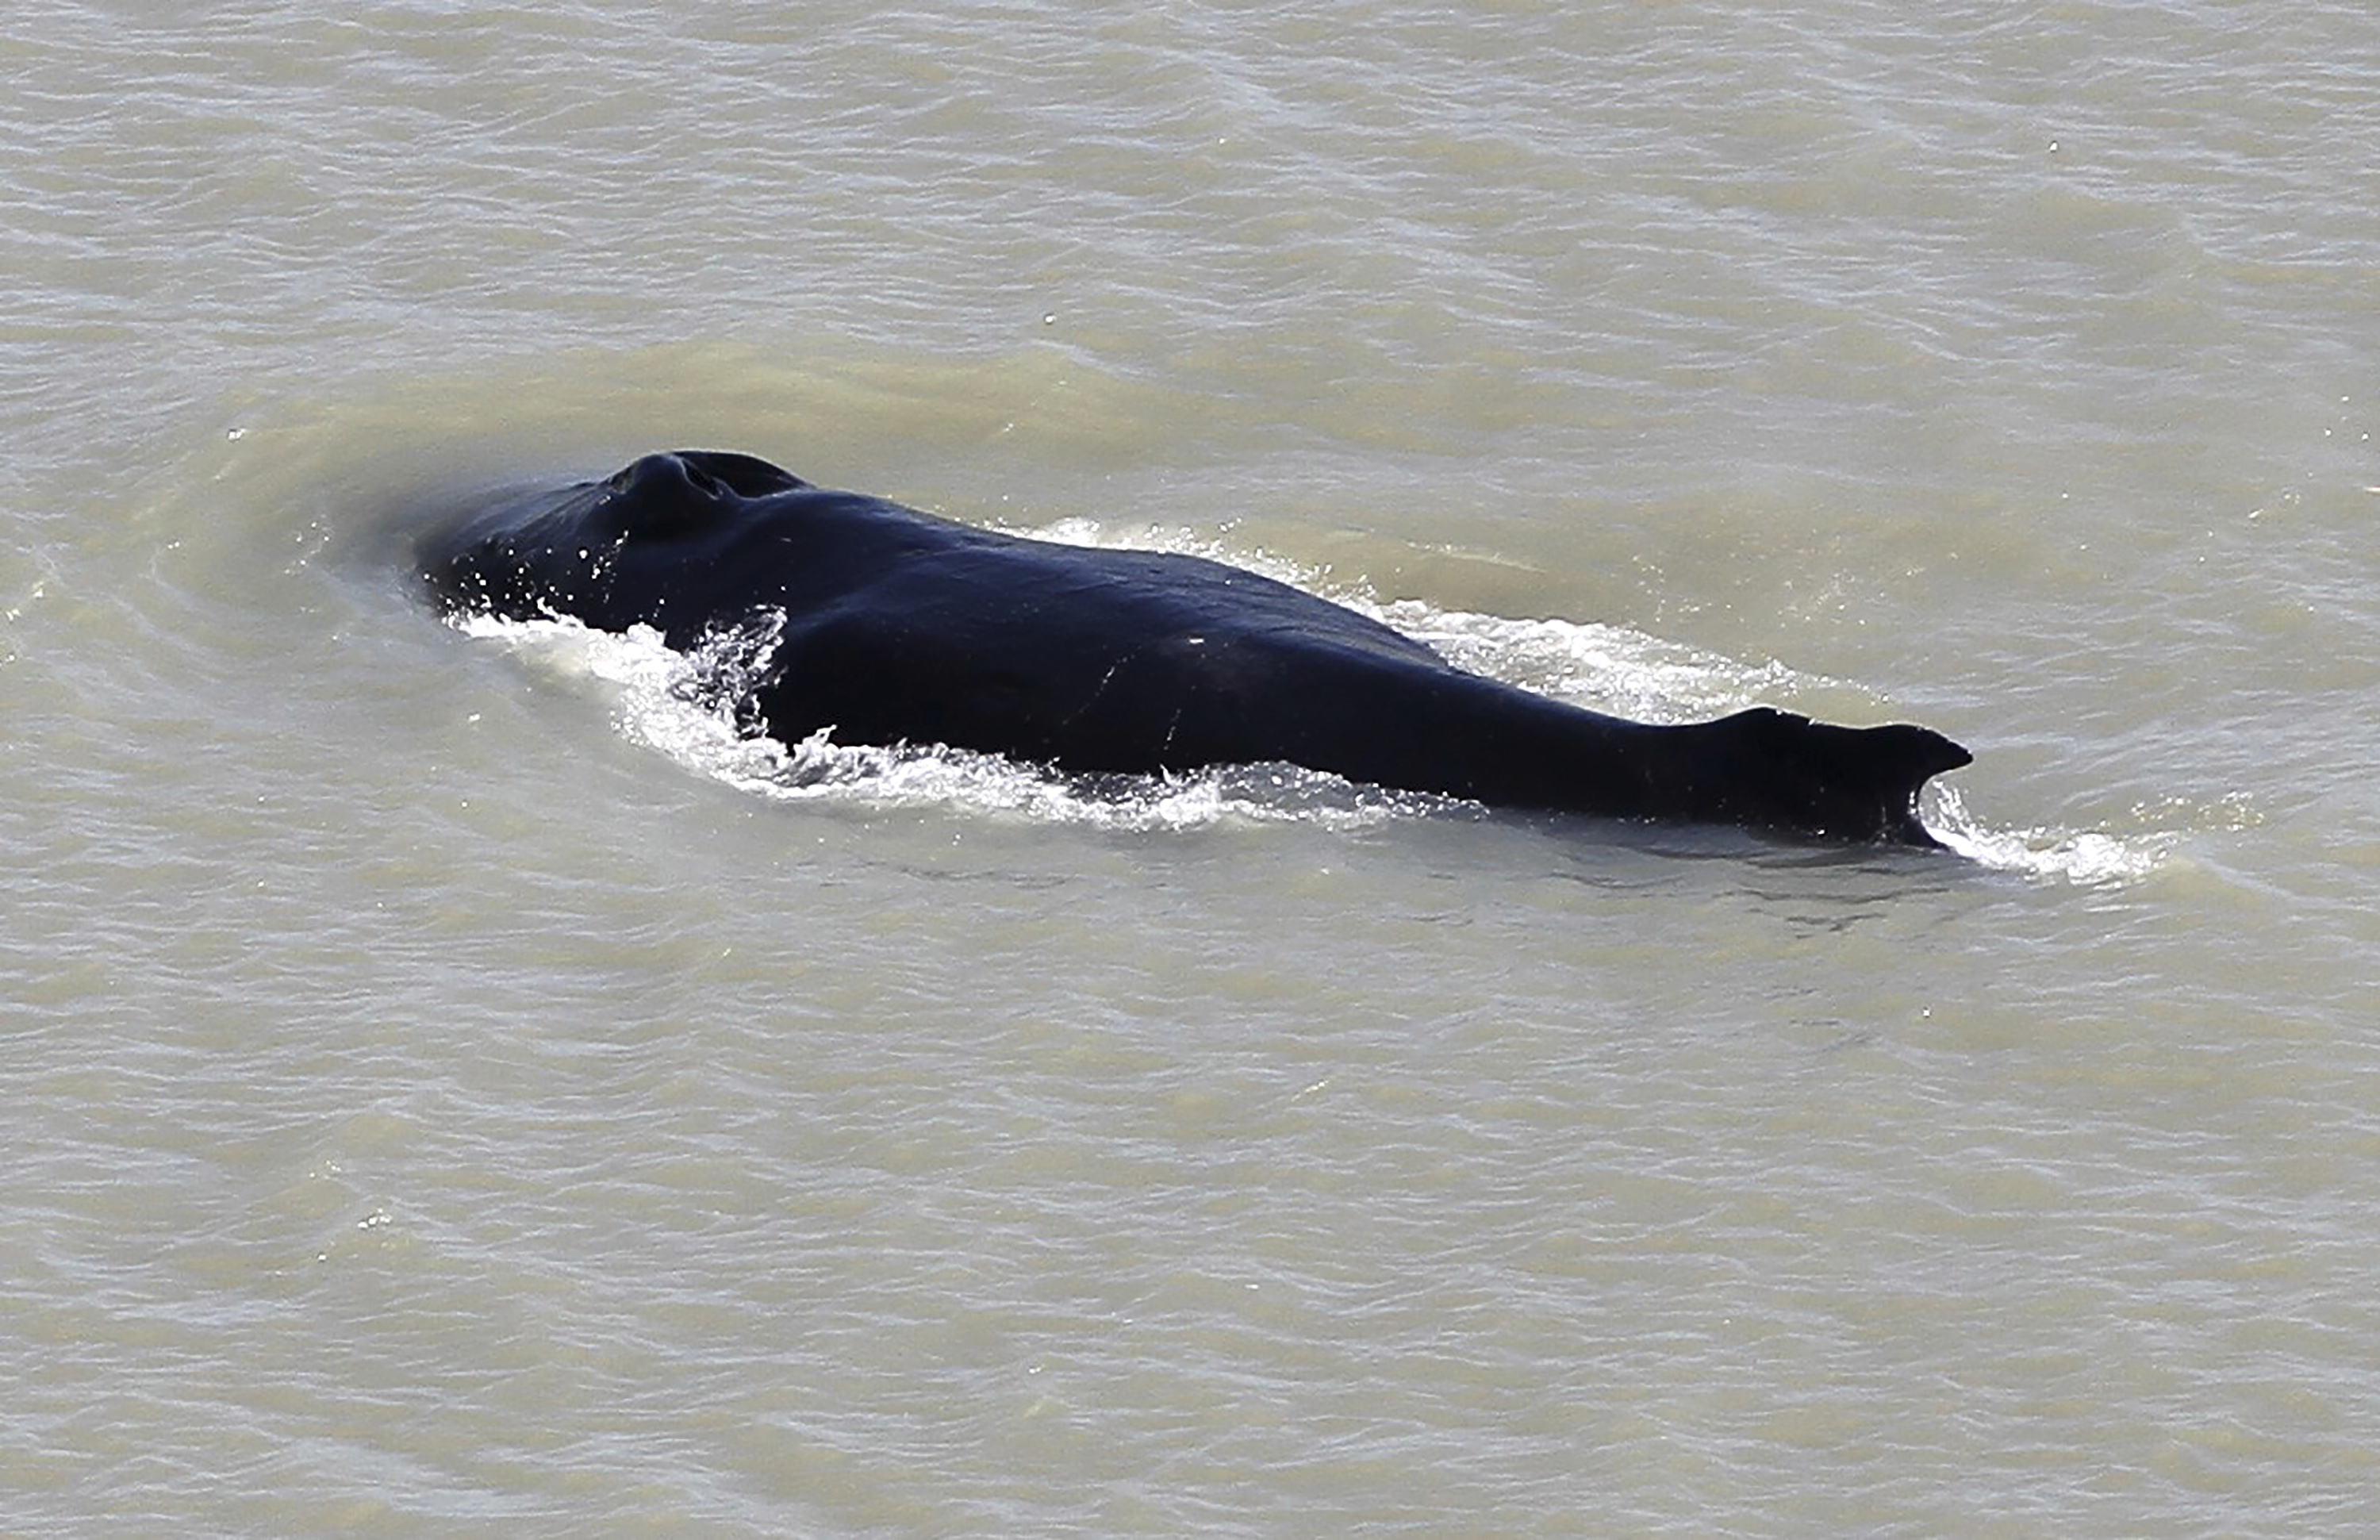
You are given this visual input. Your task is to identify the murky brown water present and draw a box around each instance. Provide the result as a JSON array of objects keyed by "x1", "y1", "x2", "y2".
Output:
[{"x1": 5, "y1": 1, "x2": 2376, "y2": 1530}]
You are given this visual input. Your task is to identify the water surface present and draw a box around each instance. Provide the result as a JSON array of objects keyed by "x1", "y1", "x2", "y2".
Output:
[{"x1": 4, "y1": 1, "x2": 2376, "y2": 1531}]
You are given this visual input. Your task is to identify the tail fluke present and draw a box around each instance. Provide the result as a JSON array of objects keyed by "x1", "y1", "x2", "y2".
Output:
[{"x1": 1696, "y1": 707, "x2": 1972, "y2": 847}]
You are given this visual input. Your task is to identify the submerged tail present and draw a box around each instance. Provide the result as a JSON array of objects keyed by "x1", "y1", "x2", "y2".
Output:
[{"x1": 1691, "y1": 707, "x2": 1972, "y2": 847}]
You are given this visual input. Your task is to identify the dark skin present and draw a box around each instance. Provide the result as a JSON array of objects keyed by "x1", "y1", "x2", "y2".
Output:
[{"x1": 419, "y1": 451, "x2": 1971, "y2": 845}]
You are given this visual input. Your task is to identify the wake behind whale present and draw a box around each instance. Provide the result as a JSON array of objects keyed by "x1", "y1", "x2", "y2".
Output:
[{"x1": 417, "y1": 450, "x2": 1971, "y2": 847}]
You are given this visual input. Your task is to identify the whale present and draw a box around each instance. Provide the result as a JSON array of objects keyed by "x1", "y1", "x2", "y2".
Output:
[{"x1": 417, "y1": 450, "x2": 1971, "y2": 845}]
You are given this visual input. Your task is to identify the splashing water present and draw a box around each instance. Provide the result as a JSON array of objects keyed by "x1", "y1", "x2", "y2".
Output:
[{"x1": 1925, "y1": 785, "x2": 2180, "y2": 886}]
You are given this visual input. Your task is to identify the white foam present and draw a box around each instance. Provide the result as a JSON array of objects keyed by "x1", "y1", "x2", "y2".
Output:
[
  {"x1": 1925, "y1": 784, "x2": 2173, "y2": 887},
  {"x1": 1372, "y1": 600, "x2": 1804, "y2": 724}
]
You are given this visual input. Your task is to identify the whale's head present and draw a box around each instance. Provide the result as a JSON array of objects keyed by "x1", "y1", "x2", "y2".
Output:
[{"x1": 416, "y1": 451, "x2": 810, "y2": 638}]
